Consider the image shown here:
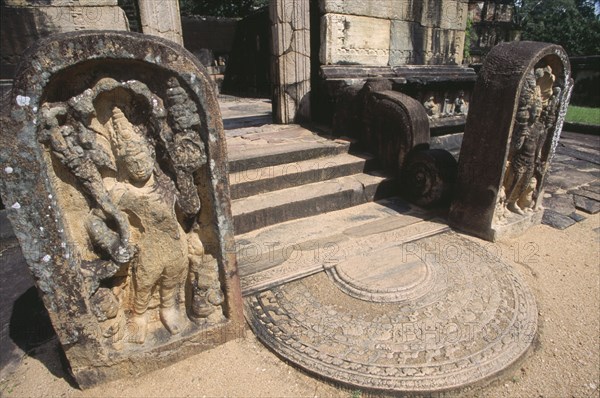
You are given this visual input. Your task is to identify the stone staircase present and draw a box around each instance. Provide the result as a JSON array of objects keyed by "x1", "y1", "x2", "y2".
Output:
[
  {"x1": 228, "y1": 127, "x2": 397, "y2": 235},
  {"x1": 226, "y1": 125, "x2": 449, "y2": 295}
]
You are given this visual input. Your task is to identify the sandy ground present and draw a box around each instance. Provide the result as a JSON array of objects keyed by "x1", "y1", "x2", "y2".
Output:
[{"x1": 0, "y1": 211, "x2": 598, "y2": 398}]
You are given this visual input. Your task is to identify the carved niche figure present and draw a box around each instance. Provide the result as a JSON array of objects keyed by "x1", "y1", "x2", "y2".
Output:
[
  {"x1": 423, "y1": 96, "x2": 439, "y2": 119},
  {"x1": 453, "y1": 91, "x2": 468, "y2": 115},
  {"x1": 39, "y1": 76, "x2": 225, "y2": 346},
  {"x1": 502, "y1": 65, "x2": 563, "y2": 216},
  {"x1": 1, "y1": 31, "x2": 244, "y2": 388},
  {"x1": 449, "y1": 42, "x2": 572, "y2": 242}
]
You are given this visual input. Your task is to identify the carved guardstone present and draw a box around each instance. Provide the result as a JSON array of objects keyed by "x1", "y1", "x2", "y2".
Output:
[
  {"x1": 0, "y1": 31, "x2": 244, "y2": 388},
  {"x1": 449, "y1": 42, "x2": 573, "y2": 241}
]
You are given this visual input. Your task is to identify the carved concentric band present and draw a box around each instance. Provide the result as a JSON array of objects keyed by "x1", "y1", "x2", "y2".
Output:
[{"x1": 245, "y1": 232, "x2": 537, "y2": 393}]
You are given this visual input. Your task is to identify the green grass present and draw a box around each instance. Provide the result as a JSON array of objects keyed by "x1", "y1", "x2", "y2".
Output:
[{"x1": 565, "y1": 105, "x2": 600, "y2": 126}]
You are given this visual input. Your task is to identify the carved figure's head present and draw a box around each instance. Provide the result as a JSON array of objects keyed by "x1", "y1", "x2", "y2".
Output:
[
  {"x1": 112, "y1": 107, "x2": 155, "y2": 183},
  {"x1": 552, "y1": 86, "x2": 562, "y2": 96}
]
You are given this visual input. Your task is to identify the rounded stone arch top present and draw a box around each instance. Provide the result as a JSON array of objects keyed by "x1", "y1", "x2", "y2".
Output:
[
  {"x1": 449, "y1": 41, "x2": 573, "y2": 241},
  {"x1": 13, "y1": 30, "x2": 222, "y2": 137}
]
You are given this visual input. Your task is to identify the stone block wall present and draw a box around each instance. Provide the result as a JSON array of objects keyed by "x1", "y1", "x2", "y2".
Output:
[
  {"x1": 1, "y1": 0, "x2": 128, "y2": 78},
  {"x1": 1, "y1": 0, "x2": 186, "y2": 79},
  {"x1": 319, "y1": 0, "x2": 468, "y2": 66}
]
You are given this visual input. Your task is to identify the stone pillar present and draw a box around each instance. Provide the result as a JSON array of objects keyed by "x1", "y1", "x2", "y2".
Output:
[
  {"x1": 270, "y1": 0, "x2": 311, "y2": 124},
  {"x1": 137, "y1": 0, "x2": 183, "y2": 45}
]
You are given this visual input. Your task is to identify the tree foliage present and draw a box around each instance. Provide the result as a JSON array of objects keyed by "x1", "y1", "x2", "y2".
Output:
[
  {"x1": 513, "y1": 0, "x2": 600, "y2": 55},
  {"x1": 180, "y1": 0, "x2": 270, "y2": 18}
]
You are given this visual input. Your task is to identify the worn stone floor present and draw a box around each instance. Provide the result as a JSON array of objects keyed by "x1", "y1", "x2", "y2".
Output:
[{"x1": 542, "y1": 131, "x2": 600, "y2": 228}]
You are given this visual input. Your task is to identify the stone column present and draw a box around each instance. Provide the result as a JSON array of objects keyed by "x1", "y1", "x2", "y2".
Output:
[
  {"x1": 270, "y1": 0, "x2": 311, "y2": 124},
  {"x1": 137, "y1": 0, "x2": 183, "y2": 45}
]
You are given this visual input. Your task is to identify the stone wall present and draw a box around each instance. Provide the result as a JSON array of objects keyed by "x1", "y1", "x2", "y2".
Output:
[
  {"x1": 1, "y1": 0, "x2": 129, "y2": 78},
  {"x1": 1, "y1": 0, "x2": 186, "y2": 79},
  {"x1": 319, "y1": 0, "x2": 469, "y2": 66}
]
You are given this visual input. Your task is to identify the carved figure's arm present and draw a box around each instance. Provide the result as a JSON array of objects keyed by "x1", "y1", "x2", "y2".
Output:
[{"x1": 85, "y1": 209, "x2": 136, "y2": 264}]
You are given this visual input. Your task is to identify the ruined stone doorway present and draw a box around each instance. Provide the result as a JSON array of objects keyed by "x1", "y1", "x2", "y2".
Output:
[{"x1": 183, "y1": 0, "x2": 313, "y2": 126}]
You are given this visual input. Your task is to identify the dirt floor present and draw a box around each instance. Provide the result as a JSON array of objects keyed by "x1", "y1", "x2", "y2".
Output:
[{"x1": 0, "y1": 211, "x2": 598, "y2": 398}]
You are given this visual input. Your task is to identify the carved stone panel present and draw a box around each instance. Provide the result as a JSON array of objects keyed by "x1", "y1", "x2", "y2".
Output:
[
  {"x1": 449, "y1": 42, "x2": 573, "y2": 241},
  {"x1": 0, "y1": 31, "x2": 244, "y2": 388}
]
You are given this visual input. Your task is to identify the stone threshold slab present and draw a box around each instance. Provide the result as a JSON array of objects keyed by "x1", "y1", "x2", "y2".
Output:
[{"x1": 237, "y1": 198, "x2": 449, "y2": 296}]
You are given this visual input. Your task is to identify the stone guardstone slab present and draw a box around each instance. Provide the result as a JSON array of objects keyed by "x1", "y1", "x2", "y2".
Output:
[
  {"x1": 245, "y1": 232, "x2": 537, "y2": 393},
  {"x1": 449, "y1": 42, "x2": 573, "y2": 241},
  {"x1": 0, "y1": 31, "x2": 244, "y2": 388}
]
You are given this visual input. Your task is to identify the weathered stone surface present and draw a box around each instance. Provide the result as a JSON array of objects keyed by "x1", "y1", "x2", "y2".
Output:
[
  {"x1": 542, "y1": 194, "x2": 576, "y2": 215},
  {"x1": 232, "y1": 172, "x2": 396, "y2": 235},
  {"x1": 320, "y1": 0, "x2": 468, "y2": 29},
  {"x1": 245, "y1": 231, "x2": 538, "y2": 392},
  {"x1": 574, "y1": 194, "x2": 600, "y2": 214},
  {"x1": 569, "y1": 212, "x2": 586, "y2": 222},
  {"x1": 390, "y1": 22, "x2": 465, "y2": 65},
  {"x1": 229, "y1": 152, "x2": 375, "y2": 200},
  {"x1": 361, "y1": 83, "x2": 431, "y2": 175},
  {"x1": 237, "y1": 198, "x2": 444, "y2": 296},
  {"x1": 318, "y1": 64, "x2": 475, "y2": 138},
  {"x1": 270, "y1": 0, "x2": 311, "y2": 123},
  {"x1": 320, "y1": 0, "x2": 413, "y2": 20},
  {"x1": 137, "y1": 0, "x2": 183, "y2": 45},
  {"x1": 449, "y1": 42, "x2": 573, "y2": 241},
  {"x1": 4, "y1": 0, "x2": 117, "y2": 5},
  {"x1": 0, "y1": 5, "x2": 128, "y2": 33},
  {"x1": 320, "y1": 14, "x2": 391, "y2": 65},
  {"x1": 542, "y1": 209, "x2": 576, "y2": 230},
  {"x1": 1, "y1": 3, "x2": 129, "y2": 78},
  {"x1": 319, "y1": 0, "x2": 467, "y2": 66},
  {"x1": 571, "y1": 186, "x2": 600, "y2": 202},
  {"x1": 0, "y1": 31, "x2": 243, "y2": 388}
]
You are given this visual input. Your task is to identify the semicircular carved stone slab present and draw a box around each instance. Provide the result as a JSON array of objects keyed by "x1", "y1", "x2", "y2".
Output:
[
  {"x1": 245, "y1": 232, "x2": 537, "y2": 393},
  {"x1": 449, "y1": 41, "x2": 573, "y2": 241},
  {"x1": 0, "y1": 31, "x2": 244, "y2": 389}
]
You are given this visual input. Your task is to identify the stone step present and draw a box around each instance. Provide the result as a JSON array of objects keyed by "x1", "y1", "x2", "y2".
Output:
[
  {"x1": 227, "y1": 125, "x2": 351, "y2": 172},
  {"x1": 232, "y1": 172, "x2": 397, "y2": 235},
  {"x1": 235, "y1": 197, "x2": 447, "y2": 296},
  {"x1": 229, "y1": 152, "x2": 376, "y2": 200}
]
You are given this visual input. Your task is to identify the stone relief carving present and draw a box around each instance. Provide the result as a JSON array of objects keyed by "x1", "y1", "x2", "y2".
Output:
[
  {"x1": 423, "y1": 91, "x2": 468, "y2": 120},
  {"x1": 38, "y1": 76, "x2": 224, "y2": 347},
  {"x1": 453, "y1": 91, "x2": 468, "y2": 115},
  {"x1": 423, "y1": 96, "x2": 439, "y2": 119},
  {"x1": 449, "y1": 42, "x2": 572, "y2": 242},
  {"x1": 500, "y1": 65, "x2": 564, "y2": 219},
  {"x1": 1, "y1": 31, "x2": 243, "y2": 388}
]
